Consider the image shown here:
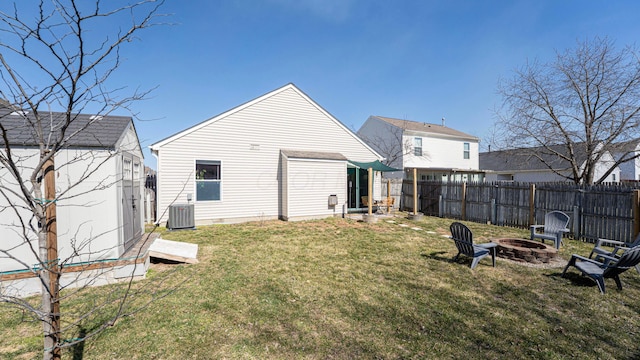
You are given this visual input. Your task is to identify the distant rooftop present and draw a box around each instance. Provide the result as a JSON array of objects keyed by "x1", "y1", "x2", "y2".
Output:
[
  {"x1": 479, "y1": 143, "x2": 591, "y2": 172},
  {"x1": 371, "y1": 115, "x2": 479, "y2": 141}
]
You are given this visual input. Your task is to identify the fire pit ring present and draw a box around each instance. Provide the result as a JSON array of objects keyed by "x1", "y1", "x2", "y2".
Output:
[{"x1": 492, "y1": 238, "x2": 558, "y2": 264}]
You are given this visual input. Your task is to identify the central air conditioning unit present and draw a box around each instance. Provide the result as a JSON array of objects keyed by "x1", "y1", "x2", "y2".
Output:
[{"x1": 167, "y1": 204, "x2": 195, "y2": 230}]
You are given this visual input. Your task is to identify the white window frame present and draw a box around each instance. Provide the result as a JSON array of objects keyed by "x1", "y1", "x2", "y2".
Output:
[
  {"x1": 414, "y1": 137, "x2": 423, "y2": 156},
  {"x1": 195, "y1": 159, "x2": 222, "y2": 201},
  {"x1": 463, "y1": 142, "x2": 470, "y2": 159}
]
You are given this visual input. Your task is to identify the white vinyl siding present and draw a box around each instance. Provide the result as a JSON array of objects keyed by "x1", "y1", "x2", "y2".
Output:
[
  {"x1": 404, "y1": 134, "x2": 479, "y2": 170},
  {"x1": 154, "y1": 86, "x2": 381, "y2": 224},
  {"x1": 284, "y1": 158, "x2": 346, "y2": 220}
]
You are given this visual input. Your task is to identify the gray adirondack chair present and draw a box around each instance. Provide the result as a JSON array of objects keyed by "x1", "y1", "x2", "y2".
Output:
[
  {"x1": 449, "y1": 222, "x2": 497, "y2": 269},
  {"x1": 561, "y1": 245, "x2": 640, "y2": 294},
  {"x1": 589, "y1": 233, "x2": 640, "y2": 274},
  {"x1": 530, "y1": 211, "x2": 570, "y2": 249}
]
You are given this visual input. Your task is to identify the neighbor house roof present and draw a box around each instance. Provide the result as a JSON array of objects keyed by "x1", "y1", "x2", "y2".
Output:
[
  {"x1": 0, "y1": 109, "x2": 133, "y2": 148},
  {"x1": 610, "y1": 138, "x2": 640, "y2": 154},
  {"x1": 480, "y1": 143, "x2": 592, "y2": 172},
  {"x1": 371, "y1": 116, "x2": 479, "y2": 141}
]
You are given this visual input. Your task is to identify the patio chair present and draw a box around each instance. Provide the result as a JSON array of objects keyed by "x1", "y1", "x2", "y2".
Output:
[
  {"x1": 449, "y1": 222, "x2": 497, "y2": 269},
  {"x1": 530, "y1": 211, "x2": 570, "y2": 249},
  {"x1": 561, "y1": 245, "x2": 640, "y2": 294},
  {"x1": 588, "y1": 233, "x2": 640, "y2": 274}
]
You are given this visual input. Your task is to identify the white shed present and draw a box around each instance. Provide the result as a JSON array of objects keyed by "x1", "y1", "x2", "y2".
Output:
[
  {"x1": 0, "y1": 111, "x2": 146, "y2": 296},
  {"x1": 150, "y1": 83, "x2": 384, "y2": 224}
]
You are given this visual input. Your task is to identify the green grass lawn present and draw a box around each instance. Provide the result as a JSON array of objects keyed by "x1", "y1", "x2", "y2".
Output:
[{"x1": 3, "y1": 215, "x2": 640, "y2": 359}]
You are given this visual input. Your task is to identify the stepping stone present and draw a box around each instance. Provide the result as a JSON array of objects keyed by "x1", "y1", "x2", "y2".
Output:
[
  {"x1": 411, "y1": 227, "x2": 422, "y2": 231},
  {"x1": 426, "y1": 231, "x2": 436, "y2": 234},
  {"x1": 398, "y1": 224, "x2": 409, "y2": 227},
  {"x1": 386, "y1": 220, "x2": 396, "y2": 223}
]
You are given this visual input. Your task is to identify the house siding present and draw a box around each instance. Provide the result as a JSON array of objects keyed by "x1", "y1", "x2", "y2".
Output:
[
  {"x1": 284, "y1": 158, "x2": 346, "y2": 220},
  {"x1": 356, "y1": 117, "x2": 405, "y2": 173},
  {"x1": 154, "y1": 86, "x2": 380, "y2": 224},
  {"x1": 403, "y1": 134, "x2": 479, "y2": 170}
]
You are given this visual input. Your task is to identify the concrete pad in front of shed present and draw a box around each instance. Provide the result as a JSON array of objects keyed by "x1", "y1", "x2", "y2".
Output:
[{"x1": 149, "y1": 238, "x2": 199, "y2": 264}]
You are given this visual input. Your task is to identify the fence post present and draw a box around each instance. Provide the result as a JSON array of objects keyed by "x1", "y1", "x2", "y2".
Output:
[
  {"x1": 490, "y1": 198, "x2": 497, "y2": 225},
  {"x1": 413, "y1": 168, "x2": 418, "y2": 215},
  {"x1": 461, "y1": 181, "x2": 467, "y2": 220},
  {"x1": 438, "y1": 195, "x2": 443, "y2": 218},
  {"x1": 529, "y1": 183, "x2": 536, "y2": 226},
  {"x1": 634, "y1": 190, "x2": 640, "y2": 237},
  {"x1": 573, "y1": 205, "x2": 581, "y2": 239}
]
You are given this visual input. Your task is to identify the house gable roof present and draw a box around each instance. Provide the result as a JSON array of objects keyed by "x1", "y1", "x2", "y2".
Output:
[
  {"x1": 370, "y1": 116, "x2": 479, "y2": 141},
  {"x1": 479, "y1": 143, "x2": 593, "y2": 172},
  {"x1": 150, "y1": 83, "x2": 382, "y2": 159},
  {"x1": 0, "y1": 109, "x2": 133, "y2": 149}
]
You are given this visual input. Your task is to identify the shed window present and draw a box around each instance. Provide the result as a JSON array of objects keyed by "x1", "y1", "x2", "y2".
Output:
[
  {"x1": 463, "y1": 143, "x2": 470, "y2": 159},
  {"x1": 123, "y1": 158, "x2": 132, "y2": 179},
  {"x1": 414, "y1": 138, "x2": 422, "y2": 156},
  {"x1": 196, "y1": 160, "x2": 221, "y2": 201}
]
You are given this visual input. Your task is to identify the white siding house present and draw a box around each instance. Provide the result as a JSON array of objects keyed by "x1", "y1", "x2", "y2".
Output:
[
  {"x1": 357, "y1": 116, "x2": 483, "y2": 182},
  {"x1": 0, "y1": 111, "x2": 147, "y2": 296},
  {"x1": 613, "y1": 139, "x2": 640, "y2": 181},
  {"x1": 480, "y1": 143, "x2": 621, "y2": 183},
  {"x1": 150, "y1": 84, "x2": 383, "y2": 224}
]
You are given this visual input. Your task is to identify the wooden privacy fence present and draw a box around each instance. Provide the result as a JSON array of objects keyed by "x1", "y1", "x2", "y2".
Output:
[
  {"x1": 402, "y1": 180, "x2": 640, "y2": 242},
  {"x1": 381, "y1": 178, "x2": 403, "y2": 209}
]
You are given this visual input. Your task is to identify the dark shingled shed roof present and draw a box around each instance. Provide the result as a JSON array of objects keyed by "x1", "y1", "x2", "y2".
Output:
[{"x1": 0, "y1": 109, "x2": 132, "y2": 148}]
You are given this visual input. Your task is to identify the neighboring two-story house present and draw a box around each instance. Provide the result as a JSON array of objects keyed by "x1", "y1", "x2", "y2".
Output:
[{"x1": 357, "y1": 116, "x2": 483, "y2": 182}]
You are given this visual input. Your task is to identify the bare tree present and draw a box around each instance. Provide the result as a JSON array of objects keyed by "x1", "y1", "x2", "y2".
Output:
[
  {"x1": 0, "y1": 1, "x2": 169, "y2": 359},
  {"x1": 492, "y1": 37, "x2": 640, "y2": 184},
  {"x1": 357, "y1": 118, "x2": 418, "y2": 175}
]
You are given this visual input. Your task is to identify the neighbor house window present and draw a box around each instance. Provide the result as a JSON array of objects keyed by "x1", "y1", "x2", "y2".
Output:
[
  {"x1": 463, "y1": 142, "x2": 470, "y2": 159},
  {"x1": 196, "y1": 160, "x2": 221, "y2": 201},
  {"x1": 414, "y1": 138, "x2": 422, "y2": 156}
]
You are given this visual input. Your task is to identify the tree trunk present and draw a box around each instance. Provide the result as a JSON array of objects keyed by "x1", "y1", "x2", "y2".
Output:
[{"x1": 41, "y1": 155, "x2": 60, "y2": 360}]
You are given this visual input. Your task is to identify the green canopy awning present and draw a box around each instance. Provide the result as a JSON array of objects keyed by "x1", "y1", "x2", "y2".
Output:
[{"x1": 348, "y1": 160, "x2": 401, "y2": 172}]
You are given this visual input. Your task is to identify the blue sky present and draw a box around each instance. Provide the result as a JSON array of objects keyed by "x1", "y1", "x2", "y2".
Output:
[{"x1": 14, "y1": 1, "x2": 640, "y2": 168}]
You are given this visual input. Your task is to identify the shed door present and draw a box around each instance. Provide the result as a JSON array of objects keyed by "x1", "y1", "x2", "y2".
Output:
[{"x1": 122, "y1": 153, "x2": 142, "y2": 251}]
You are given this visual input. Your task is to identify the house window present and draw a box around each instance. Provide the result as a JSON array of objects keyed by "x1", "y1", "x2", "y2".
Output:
[
  {"x1": 414, "y1": 138, "x2": 422, "y2": 156},
  {"x1": 463, "y1": 143, "x2": 470, "y2": 159},
  {"x1": 196, "y1": 160, "x2": 221, "y2": 201},
  {"x1": 612, "y1": 174, "x2": 616, "y2": 182}
]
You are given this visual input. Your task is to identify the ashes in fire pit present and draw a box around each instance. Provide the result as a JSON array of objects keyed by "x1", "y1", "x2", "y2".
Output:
[{"x1": 492, "y1": 238, "x2": 558, "y2": 264}]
